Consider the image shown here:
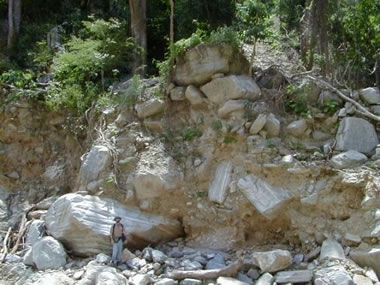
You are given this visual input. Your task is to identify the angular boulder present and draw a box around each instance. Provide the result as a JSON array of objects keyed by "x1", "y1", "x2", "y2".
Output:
[
  {"x1": 45, "y1": 194, "x2": 184, "y2": 256},
  {"x1": 170, "y1": 87, "x2": 186, "y2": 101},
  {"x1": 32, "y1": 236, "x2": 67, "y2": 270},
  {"x1": 252, "y1": 249, "x2": 292, "y2": 273},
  {"x1": 185, "y1": 85, "x2": 204, "y2": 106},
  {"x1": 77, "y1": 145, "x2": 112, "y2": 186},
  {"x1": 336, "y1": 117, "x2": 378, "y2": 154},
  {"x1": 25, "y1": 220, "x2": 45, "y2": 246},
  {"x1": 320, "y1": 239, "x2": 345, "y2": 261},
  {"x1": 133, "y1": 146, "x2": 183, "y2": 199},
  {"x1": 208, "y1": 161, "x2": 233, "y2": 204},
  {"x1": 359, "y1": 87, "x2": 380, "y2": 105},
  {"x1": 216, "y1": 277, "x2": 249, "y2": 285},
  {"x1": 264, "y1": 113, "x2": 281, "y2": 137},
  {"x1": 237, "y1": 175, "x2": 291, "y2": 219},
  {"x1": 135, "y1": 98, "x2": 165, "y2": 119},
  {"x1": 255, "y1": 273, "x2": 274, "y2": 285},
  {"x1": 173, "y1": 44, "x2": 248, "y2": 86},
  {"x1": 218, "y1": 100, "x2": 245, "y2": 118},
  {"x1": 96, "y1": 271, "x2": 127, "y2": 285},
  {"x1": 249, "y1": 114, "x2": 267, "y2": 134},
  {"x1": 350, "y1": 244, "x2": 380, "y2": 277},
  {"x1": 201, "y1": 75, "x2": 261, "y2": 105},
  {"x1": 330, "y1": 150, "x2": 368, "y2": 169},
  {"x1": 286, "y1": 119, "x2": 307, "y2": 138},
  {"x1": 314, "y1": 265, "x2": 353, "y2": 285}
]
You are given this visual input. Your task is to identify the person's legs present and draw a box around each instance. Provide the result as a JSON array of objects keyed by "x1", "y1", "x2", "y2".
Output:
[
  {"x1": 116, "y1": 239, "x2": 123, "y2": 264},
  {"x1": 111, "y1": 241, "x2": 118, "y2": 264}
]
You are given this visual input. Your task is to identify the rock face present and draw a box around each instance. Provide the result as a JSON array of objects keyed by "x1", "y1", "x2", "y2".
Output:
[
  {"x1": 208, "y1": 161, "x2": 233, "y2": 204},
  {"x1": 133, "y1": 145, "x2": 183, "y2": 200},
  {"x1": 135, "y1": 98, "x2": 165, "y2": 119},
  {"x1": 32, "y1": 237, "x2": 67, "y2": 270},
  {"x1": 336, "y1": 117, "x2": 378, "y2": 154},
  {"x1": 237, "y1": 175, "x2": 291, "y2": 218},
  {"x1": 173, "y1": 44, "x2": 248, "y2": 86},
  {"x1": 330, "y1": 150, "x2": 368, "y2": 169},
  {"x1": 77, "y1": 145, "x2": 112, "y2": 186},
  {"x1": 359, "y1": 87, "x2": 380, "y2": 105},
  {"x1": 45, "y1": 194, "x2": 184, "y2": 256},
  {"x1": 350, "y1": 244, "x2": 380, "y2": 277},
  {"x1": 201, "y1": 75, "x2": 261, "y2": 105},
  {"x1": 252, "y1": 249, "x2": 292, "y2": 273}
]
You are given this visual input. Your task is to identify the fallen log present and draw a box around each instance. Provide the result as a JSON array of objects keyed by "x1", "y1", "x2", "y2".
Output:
[
  {"x1": 167, "y1": 259, "x2": 243, "y2": 280},
  {"x1": 0, "y1": 227, "x2": 12, "y2": 263}
]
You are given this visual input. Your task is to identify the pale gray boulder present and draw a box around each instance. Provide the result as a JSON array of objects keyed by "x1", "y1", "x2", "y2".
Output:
[
  {"x1": 330, "y1": 150, "x2": 368, "y2": 169},
  {"x1": 185, "y1": 85, "x2": 204, "y2": 105},
  {"x1": 314, "y1": 265, "x2": 353, "y2": 285},
  {"x1": 25, "y1": 220, "x2": 45, "y2": 246},
  {"x1": 208, "y1": 161, "x2": 233, "y2": 204},
  {"x1": 135, "y1": 98, "x2": 165, "y2": 118},
  {"x1": 129, "y1": 274, "x2": 152, "y2": 285},
  {"x1": 201, "y1": 75, "x2": 261, "y2": 105},
  {"x1": 170, "y1": 87, "x2": 186, "y2": 101},
  {"x1": 95, "y1": 271, "x2": 127, "y2": 285},
  {"x1": 32, "y1": 236, "x2": 67, "y2": 270},
  {"x1": 359, "y1": 87, "x2": 380, "y2": 105},
  {"x1": 173, "y1": 44, "x2": 248, "y2": 86},
  {"x1": 252, "y1": 249, "x2": 292, "y2": 273},
  {"x1": 264, "y1": 113, "x2": 281, "y2": 137},
  {"x1": 216, "y1": 276, "x2": 249, "y2": 285},
  {"x1": 350, "y1": 244, "x2": 380, "y2": 277},
  {"x1": 336, "y1": 117, "x2": 378, "y2": 154},
  {"x1": 320, "y1": 239, "x2": 345, "y2": 261},
  {"x1": 77, "y1": 145, "x2": 112, "y2": 186},
  {"x1": 237, "y1": 175, "x2": 291, "y2": 219},
  {"x1": 249, "y1": 114, "x2": 267, "y2": 134},
  {"x1": 218, "y1": 100, "x2": 246, "y2": 118},
  {"x1": 255, "y1": 273, "x2": 274, "y2": 285},
  {"x1": 155, "y1": 278, "x2": 178, "y2": 285},
  {"x1": 45, "y1": 193, "x2": 183, "y2": 256},
  {"x1": 286, "y1": 119, "x2": 307, "y2": 138}
]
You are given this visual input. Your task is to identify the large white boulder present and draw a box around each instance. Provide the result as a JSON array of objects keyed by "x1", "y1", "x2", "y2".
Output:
[
  {"x1": 133, "y1": 144, "x2": 183, "y2": 200},
  {"x1": 201, "y1": 75, "x2": 261, "y2": 105},
  {"x1": 359, "y1": 87, "x2": 380, "y2": 105},
  {"x1": 32, "y1": 236, "x2": 67, "y2": 270},
  {"x1": 314, "y1": 265, "x2": 353, "y2": 285},
  {"x1": 45, "y1": 194, "x2": 183, "y2": 256},
  {"x1": 320, "y1": 239, "x2": 345, "y2": 261},
  {"x1": 208, "y1": 161, "x2": 233, "y2": 204},
  {"x1": 77, "y1": 145, "x2": 112, "y2": 186},
  {"x1": 330, "y1": 150, "x2": 367, "y2": 169},
  {"x1": 252, "y1": 250, "x2": 292, "y2": 273},
  {"x1": 336, "y1": 117, "x2": 378, "y2": 154},
  {"x1": 173, "y1": 44, "x2": 248, "y2": 86},
  {"x1": 237, "y1": 175, "x2": 291, "y2": 219}
]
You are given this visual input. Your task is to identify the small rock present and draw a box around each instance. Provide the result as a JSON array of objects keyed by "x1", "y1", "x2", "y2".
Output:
[
  {"x1": 217, "y1": 276, "x2": 249, "y2": 285},
  {"x1": 293, "y1": 254, "x2": 304, "y2": 264},
  {"x1": 170, "y1": 87, "x2": 186, "y2": 101},
  {"x1": 255, "y1": 273, "x2": 274, "y2": 285},
  {"x1": 135, "y1": 98, "x2": 165, "y2": 119},
  {"x1": 185, "y1": 85, "x2": 204, "y2": 106},
  {"x1": 249, "y1": 114, "x2": 267, "y2": 134},
  {"x1": 343, "y1": 233, "x2": 361, "y2": 246},
  {"x1": 252, "y1": 249, "x2": 292, "y2": 273},
  {"x1": 218, "y1": 100, "x2": 245, "y2": 118},
  {"x1": 330, "y1": 150, "x2": 367, "y2": 169},
  {"x1": 305, "y1": 246, "x2": 321, "y2": 262},
  {"x1": 73, "y1": 270, "x2": 85, "y2": 280},
  {"x1": 274, "y1": 270, "x2": 313, "y2": 283},
  {"x1": 169, "y1": 247, "x2": 184, "y2": 258},
  {"x1": 206, "y1": 254, "x2": 225, "y2": 270},
  {"x1": 180, "y1": 278, "x2": 202, "y2": 285},
  {"x1": 96, "y1": 253, "x2": 111, "y2": 263},
  {"x1": 183, "y1": 259, "x2": 203, "y2": 270},
  {"x1": 264, "y1": 113, "x2": 281, "y2": 137},
  {"x1": 247, "y1": 269, "x2": 260, "y2": 280},
  {"x1": 286, "y1": 119, "x2": 307, "y2": 138},
  {"x1": 237, "y1": 273, "x2": 253, "y2": 284},
  {"x1": 129, "y1": 273, "x2": 152, "y2": 285},
  {"x1": 156, "y1": 278, "x2": 178, "y2": 285}
]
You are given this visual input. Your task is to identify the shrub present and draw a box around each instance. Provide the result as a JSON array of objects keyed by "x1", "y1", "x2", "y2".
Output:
[{"x1": 182, "y1": 128, "x2": 202, "y2": 141}]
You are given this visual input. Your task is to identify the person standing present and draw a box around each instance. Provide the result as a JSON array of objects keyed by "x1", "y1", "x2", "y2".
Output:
[{"x1": 110, "y1": 216, "x2": 126, "y2": 265}]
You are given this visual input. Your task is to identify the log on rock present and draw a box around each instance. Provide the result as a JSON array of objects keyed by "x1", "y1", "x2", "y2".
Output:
[
  {"x1": 0, "y1": 227, "x2": 12, "y2": 263},
  {"x1": 167, "y1": 259, "x2": 243, "y2": 280}
]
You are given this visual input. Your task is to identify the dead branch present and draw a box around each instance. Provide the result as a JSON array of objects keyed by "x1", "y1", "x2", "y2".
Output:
[
  {"x1": 0, "y1": 227, "x2": 12, "y2": 263},
  {"x1": 10, "y1": 215, "x2": 30, "y2": 254},
  {"x1": 295, "y1": 75, "x2": 380, "y2": 122},
  {"x1": 166, "y1": 259, "x2": 243, "y2": 280}
]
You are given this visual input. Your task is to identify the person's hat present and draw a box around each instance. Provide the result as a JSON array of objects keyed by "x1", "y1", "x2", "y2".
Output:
[{"x1": 114, "y1": 216, "x2": 122, "y2": 221}]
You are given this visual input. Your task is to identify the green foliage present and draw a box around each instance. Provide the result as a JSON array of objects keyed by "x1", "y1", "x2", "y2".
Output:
[
  {"x1": 182, "y1": 128, "x2": 202, "y2": 141},
  {"x1": 284, "y1": 84, "x2": 313, "y2": 118},
  {"x1": 28, "y1": 40, "x2": 55, "y2": 72},
  {"x1": 224, "y1": 136, "x2": 237, "y2": 144},
  {"x1": 322, "y1": 99, "x2": 339, "y2": 114},
  {"x1": 0, "y1": 69, "x2": 36, "y2": 88},
  {"x1": 206, "y1": 26, "x2": 242, "y2": 50},
  {"x1": 211, "y1": 121, "x2": 223, "y2": 132},
  {"x1": 112, "y1": 75, "x2": 143, "y2": 108}
]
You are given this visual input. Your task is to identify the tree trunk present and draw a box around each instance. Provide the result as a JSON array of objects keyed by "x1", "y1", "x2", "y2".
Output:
[
  {"x1": 7, "y1": 0, "x2": 21, "y2": 52},
  {"x1": 318, "y1": 0, "x2": 328, "y2": 76},
  {"x1": 307, "y1": 0, "x2": 318, "y2": 71},
  {"x1": 170, "y1": 0, "x2": 174, "y2": 46},
  {"x1": 376, "y1": 51, "x2": 380, "y2": 89},
  {"x1": 129, "y1": 0, "x2": 147, "y2": 77}
]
